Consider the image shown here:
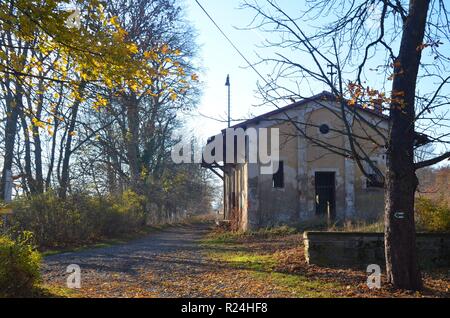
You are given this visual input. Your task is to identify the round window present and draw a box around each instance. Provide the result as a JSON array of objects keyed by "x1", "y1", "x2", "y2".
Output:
[{"x1": 319, "y1": 124, "x2": 330, "y2": 134}]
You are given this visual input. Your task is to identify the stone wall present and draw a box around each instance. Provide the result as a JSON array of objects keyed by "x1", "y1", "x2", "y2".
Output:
[{"x1": 304, "y1": 232, "x2": 450, "y2": 269}]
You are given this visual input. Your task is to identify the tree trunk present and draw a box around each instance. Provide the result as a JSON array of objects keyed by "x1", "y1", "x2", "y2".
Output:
[
  {"x1": 59, "y1": 82, "x2": 86, "y2": 198},
  {"x1": 32, "y1": 78, "x2": 45, "y2": 194},
  {"x1": 124, "y1": 93, "x2": 141, "y2": 193},
  {"x1": 19, "y1": 110, "x2": 34, "y2": 194},
  {"x1": 385, "y1": 0, "x2": 429, "y2": 290},
  {"x1": 0, "y1": 88, "x2": 19, "y2": 200},
  {"x1": 46, "y1": 89, "x2": 63, "y2": 190}
]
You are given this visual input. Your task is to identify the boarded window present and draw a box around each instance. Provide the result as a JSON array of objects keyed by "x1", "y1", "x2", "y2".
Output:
[
  {"x1": 272, "y1": 161, "x2": 284, "y2": 188},
  {"x1": 365, "y1": 160, "x2": 384, "y2": 188}
]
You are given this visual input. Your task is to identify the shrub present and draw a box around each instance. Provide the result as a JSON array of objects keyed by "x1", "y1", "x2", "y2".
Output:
[
  {"x1": 415, "y1": 197, "x2": 450, "y2": 232},
  {"x1": 10, "y1": 190, "x2": 147, "y2": 250},
  {"x1": 0, "y1": 232, "x2": 41, "y2": 297}
]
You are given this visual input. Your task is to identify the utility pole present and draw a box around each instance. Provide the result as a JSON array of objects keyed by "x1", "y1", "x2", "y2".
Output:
[
  {"x1": 225, "y1": 74, "x2": 230, "y2": 128},
  {"x1": 327, "y1": 64, "x2": 336, "y2": 85}
]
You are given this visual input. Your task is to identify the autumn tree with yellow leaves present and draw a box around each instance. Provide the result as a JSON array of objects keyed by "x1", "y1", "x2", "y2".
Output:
[{"x1": 0, "y1": 0, "x2": 209, "y2": 218}]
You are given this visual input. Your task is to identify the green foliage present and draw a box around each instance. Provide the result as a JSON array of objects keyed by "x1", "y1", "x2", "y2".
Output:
[
  {"x1": 10, "y1": 190, "x2": 147, "y2": 250},
  {"x1": 207, "y1": 245, "x2": 341, "y2": 297},
  {"x1": 416, "y1": 197, "x2": 450, "y2": 232},
  {"x1": 0, "y1": 232, "x2": 41, "y2": 297}
]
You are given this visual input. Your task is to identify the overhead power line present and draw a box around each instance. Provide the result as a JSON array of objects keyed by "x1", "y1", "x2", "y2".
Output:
[{"x1": 194, "y1": 0, "x2": 269, "y2": 87}]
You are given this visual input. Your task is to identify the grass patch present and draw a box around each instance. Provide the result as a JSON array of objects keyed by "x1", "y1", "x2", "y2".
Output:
[
  {"x1": 209, "y1": 251, "x2": 277, "y2": 271},
  {"x1": 206, "y1": 244, "x2": 344, "y2": 297},
  {"x1": 29, "y1": 284, "x2": 77, "y2": 298},
  {"x1": 201, "y1": 225, "x2": 297, "y2": 245}
]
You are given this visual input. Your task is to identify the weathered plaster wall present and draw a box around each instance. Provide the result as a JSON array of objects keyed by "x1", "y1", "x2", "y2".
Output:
[
  {"x1": 254, "y1": 122, "x2": 299, "y2": 227},
  {"x1": 351, "y1": 117, "x2": 387, "y2": 221},
  {"x1": 304, "y1": 105, "x2": 347, "y2": 220},
  {"x1": 225, "y1": 99, "x2": 388, "y2": 231},
  {"x1": 223, "y1": 163, "x2": 249, "y2": 230}
]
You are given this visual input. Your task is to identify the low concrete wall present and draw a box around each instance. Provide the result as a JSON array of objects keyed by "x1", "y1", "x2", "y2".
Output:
[{"x1": 304, "y1": 232, "x2": 450, "y2": 269}]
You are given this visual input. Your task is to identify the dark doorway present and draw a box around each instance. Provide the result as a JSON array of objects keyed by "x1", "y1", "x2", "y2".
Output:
[{"x1": 315, "y1": 172, "x2": 336, "y2": 220}]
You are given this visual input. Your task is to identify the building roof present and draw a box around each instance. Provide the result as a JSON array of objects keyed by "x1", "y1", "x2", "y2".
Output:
[{"x1": 224, "y1": 91, "x2": 389, "y2": 131}]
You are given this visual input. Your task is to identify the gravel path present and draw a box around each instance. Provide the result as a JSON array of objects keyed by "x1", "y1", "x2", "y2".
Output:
[{"x1": 42, "y1": 223, "x2": 288, "y2": 298}]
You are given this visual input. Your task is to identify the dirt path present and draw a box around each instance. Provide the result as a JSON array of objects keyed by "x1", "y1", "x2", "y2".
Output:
[{"x1": 42, "y1": 223, "x2": 289, "y2": 298}]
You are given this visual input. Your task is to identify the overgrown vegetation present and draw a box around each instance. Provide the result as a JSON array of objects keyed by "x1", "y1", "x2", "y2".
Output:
[
  {"x1": 0, "y1": 232, "x2": 41, "y2": 297},
  {"x1": 7, "y1": 190, "x2": 145, "y2": 250},
  {"x1": 416, "y1": 197, "x2": 450, "y2": 232},
  {"x1": 332, "y1": 197, "x2": 450, "y2": 233},
  {"x1": 6, "y1": 190, "x2": 215, "y2": 251}
]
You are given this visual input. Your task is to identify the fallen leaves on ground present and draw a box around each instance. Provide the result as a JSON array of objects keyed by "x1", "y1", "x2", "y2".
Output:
[{"x1": 41, "y1": 224, "x2": 449, "y2": 298}]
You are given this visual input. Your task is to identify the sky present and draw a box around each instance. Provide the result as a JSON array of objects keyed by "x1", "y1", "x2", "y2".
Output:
[
  {"x1": 182, "y1": 0, "x2": 318, "y2": 141},
  {"x1": 181, "y1": 0, "x2": 449, "y2": 162}
]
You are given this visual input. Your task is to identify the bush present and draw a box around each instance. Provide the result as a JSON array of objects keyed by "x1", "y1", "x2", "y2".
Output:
[
  {"x1": 10, "y1": 190, "x2": 147, "y2": 250},
  {"x1": 416, "y1": 197, "x2": 450, "y2": 232},
  {"x1": 0, "y1": 232, "x2": 41, "y2": 297}
]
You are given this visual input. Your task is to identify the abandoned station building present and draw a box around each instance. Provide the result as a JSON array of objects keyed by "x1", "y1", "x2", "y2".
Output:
[{"x1": 203, "y1": 91, "x2": 388, "y2": 231}]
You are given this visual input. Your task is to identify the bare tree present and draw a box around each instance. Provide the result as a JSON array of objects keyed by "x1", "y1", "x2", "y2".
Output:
[{"x1": 242, "y1": 0, "x2": 450, "y2": 290}]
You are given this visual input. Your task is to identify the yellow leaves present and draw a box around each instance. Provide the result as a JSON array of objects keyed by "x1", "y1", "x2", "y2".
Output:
[
  {"x1": 69, "y1": 131, "x2": 77, "y2": 137},
  {"x1": 161, "y1": 44, "x2": 169, "y2": 55},
  {"x1": 191, "y1": 73, "x2": 199, "y2": 81},
  {"x1": 47, "y1": 127, "x2": 54, "y2": 136},
  {"x1": 69, "y1": 89, "x2": 85, "y2": 102},
  {"x1": 0, "y1": 50, "x2": 7, "y2": 61},
  {"x1": 140, "y1": 167, "x2": 149, "y2": 179},
  {"x1": 177, "y1": 67, "x2": 185, "y2": 76},
  {"x1": 346, "y1": 82, "x2": 388, "y2": 112},
  {"x1": 159, "y1": 69, "x2": 169, "y2": 77},
  {"x1": 128, "y1": 43, "x2": 139, "y2": 54},
  {"x1": 28, "y1": 113, "x2": 55, "y2": 136},
  {"x1": 31, "y1": 117, "x2": 45, "y2": 128},
  {"x1": 129, "y1": 81, "x2": 139, "y2": 92},
  {"x1": 80, "y1": 72, "x2": 89, "y2": 81},
  {"x1": 114, "y1": 27, "x2": 128, "y2": 41},
  {"x1": 93, "y1": 94, "x2": 108, "y2": 111},
  {"x1": 143, "y1": 77, "x2": 153, "y2": 86},
  {"x1": 104, "y1": 77, "x2": 114, "y2": 89},
  {"x1": 143, "y1": 50, "x2": 158, "y2": 60},
  {"x1": 169, "y1": 93, "x2": 178, "y2": 101},
  {"x1": 110, "y1": 16, "x2": 120, "y2": 28}
]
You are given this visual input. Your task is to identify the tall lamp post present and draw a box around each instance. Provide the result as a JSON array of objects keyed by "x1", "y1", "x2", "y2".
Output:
[{"x1": 225, "y1": 74, "x2": 230, "y2": 128}]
